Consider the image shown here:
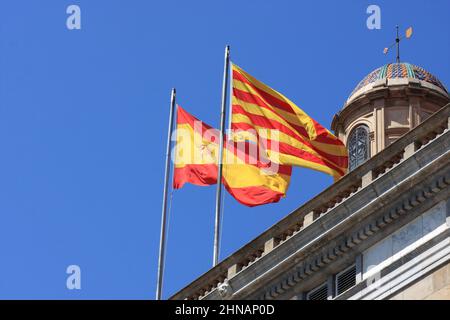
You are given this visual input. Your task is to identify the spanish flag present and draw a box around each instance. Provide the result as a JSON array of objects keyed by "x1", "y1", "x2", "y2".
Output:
[
  {"x1": 231, "y1": 64, "x2": 348, "y2": 179},
  {"x1": 173, "y1": 106, "x2": 292, "y2": 207}
]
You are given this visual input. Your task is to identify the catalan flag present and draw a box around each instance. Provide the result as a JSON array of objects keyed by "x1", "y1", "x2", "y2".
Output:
[
  {"x1": 173, "y1": 106, "x2": 292, "y2": 206},
  {"x1": 231, "y1": 64, "x2": 348, "y2": 179}
]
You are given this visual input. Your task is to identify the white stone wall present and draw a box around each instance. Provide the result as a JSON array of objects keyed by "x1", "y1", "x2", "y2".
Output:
[{"x1": 363, "y1": 201, "x2": 448, "y2": 280}]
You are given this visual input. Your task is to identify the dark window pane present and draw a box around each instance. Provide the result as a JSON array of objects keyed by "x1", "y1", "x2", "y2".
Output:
[{"x1": 348, "y1": 125, "x2": 370, "y2": 171}]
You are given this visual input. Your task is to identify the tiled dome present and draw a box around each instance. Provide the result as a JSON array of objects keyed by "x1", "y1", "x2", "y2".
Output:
[{"x1": 349, "y1": 63, "x2": 448, "y2": 100}]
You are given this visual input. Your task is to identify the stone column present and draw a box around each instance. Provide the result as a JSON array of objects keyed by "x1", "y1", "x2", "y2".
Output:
[
  {"x1": 374, "y1": 99, "x2": 385, "y2": 155},
  {"x1": 408, "y1": 96, "x2": 421, "y2": 129}
]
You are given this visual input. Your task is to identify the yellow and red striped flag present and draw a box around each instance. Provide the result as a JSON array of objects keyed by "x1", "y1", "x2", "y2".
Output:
[
  {"x1": 231, "y1": 64, "x2": 348, "y2": 179},
  {"x1": 173, "y1": 106, "x2": 292, "y2": 206}
]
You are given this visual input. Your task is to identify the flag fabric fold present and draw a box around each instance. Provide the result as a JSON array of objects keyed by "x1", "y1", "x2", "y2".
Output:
[{"x1": 231, "y1": 63, "x2": 348, "y2": 179}]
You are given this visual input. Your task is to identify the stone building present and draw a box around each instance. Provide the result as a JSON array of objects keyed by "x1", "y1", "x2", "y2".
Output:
[{"x1": 171, "y1": 62, "x2": 450, "y2": 300}]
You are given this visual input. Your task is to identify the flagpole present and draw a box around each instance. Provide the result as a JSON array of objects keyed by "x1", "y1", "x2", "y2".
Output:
[
  {"x1": 156, "y1": 88, "x2": 176, "y2": 300},
  {"x1": 213, "y1": 45, "x2": 230, "y2": 267}
]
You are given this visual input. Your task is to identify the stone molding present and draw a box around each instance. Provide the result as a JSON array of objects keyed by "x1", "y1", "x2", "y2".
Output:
[
  {"x1": 256, "y1": 176, "x2": 450, "y2": 300},
  {"x1": 338, "y1": 230, "x2": 450, "y2": 300},
  {"x1": 170, "y1": 104, "x2": 450, "y2": 300},
  {"x1": 204, "y1": 132, "x2": 450, "y2": 300}
]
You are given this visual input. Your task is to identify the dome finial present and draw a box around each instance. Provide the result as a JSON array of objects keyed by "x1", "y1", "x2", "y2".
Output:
[{"x1": 383, "y1": 26, "x2": 413, "y2": 63}]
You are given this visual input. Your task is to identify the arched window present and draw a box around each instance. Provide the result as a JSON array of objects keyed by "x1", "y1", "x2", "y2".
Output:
[{"x1": 348, "y1": 125, "x2": 370, "y2": 171}]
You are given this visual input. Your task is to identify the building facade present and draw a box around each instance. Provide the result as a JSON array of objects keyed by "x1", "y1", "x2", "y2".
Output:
[{"x1": 171, "y1": 62, "x2": 450, "y2": 300}]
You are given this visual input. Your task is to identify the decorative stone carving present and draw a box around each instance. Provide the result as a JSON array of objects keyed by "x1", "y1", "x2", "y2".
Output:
[{"x1": 217, "y1": 281, "x2": 232, "y2": 299}]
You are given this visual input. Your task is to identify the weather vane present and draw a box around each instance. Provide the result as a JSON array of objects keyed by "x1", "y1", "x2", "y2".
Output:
[{"x1": 383, "y1": 26, "x2": 413, "y2": 63}]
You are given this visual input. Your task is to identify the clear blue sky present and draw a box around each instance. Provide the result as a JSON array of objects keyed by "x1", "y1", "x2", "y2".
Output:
[{"x1": 0, "y1": 0, "x2": 448, "y2": 299}]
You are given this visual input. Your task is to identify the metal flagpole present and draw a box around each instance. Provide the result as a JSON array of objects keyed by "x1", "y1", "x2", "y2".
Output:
[
  {"x1": 213, "y1": 45, "x2": 230, "y2": 267},
  {"x1": 227, "y1": 61, "x2": 234, "y2": 131},
  {"x1": 156, "y1": 88, "x2": 176, "y2": 300}
]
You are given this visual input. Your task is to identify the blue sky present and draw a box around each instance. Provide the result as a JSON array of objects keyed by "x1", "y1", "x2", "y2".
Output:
[{"x1": 0, "y1": 0, "x2": 448, "y2": 299}]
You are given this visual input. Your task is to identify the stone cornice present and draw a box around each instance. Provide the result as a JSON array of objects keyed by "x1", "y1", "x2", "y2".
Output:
[
  {"x1": 346, "y1": 78, "x2": 449, "y2": 106},
  {"x1": 203, "y1": 134, "x2": 450, "y2": 300},
  {"x1": 170, "y1": 104, "x2": 450, "y2": 300},
  {"x1": 253, "y1": 171, "x2": 450, "y2": 300}
]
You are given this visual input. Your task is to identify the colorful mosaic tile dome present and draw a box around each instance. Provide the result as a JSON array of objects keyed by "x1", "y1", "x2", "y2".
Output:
[{"x1": 349, "y1": 63, "x2": 448, "y2": 99}]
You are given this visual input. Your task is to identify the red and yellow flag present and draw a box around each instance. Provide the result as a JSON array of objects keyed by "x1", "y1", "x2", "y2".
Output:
[
  {"x1": 231, "y1": 64, "x2": 348, "y2": 179},
  {"x1": 173, "y1": 106, "x2": 292, "y2": 207},
  {"x1": 173, "y1": 106, "x2": 218, "y2": 188}
]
